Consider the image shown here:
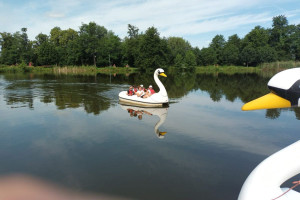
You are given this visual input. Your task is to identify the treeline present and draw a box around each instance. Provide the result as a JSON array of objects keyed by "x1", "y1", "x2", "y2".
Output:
[{"x1": 0, "y1": 15, "x2": 299, "y2": 69}]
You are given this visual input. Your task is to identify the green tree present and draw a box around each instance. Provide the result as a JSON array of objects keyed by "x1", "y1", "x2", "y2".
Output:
[
  {"x1": 193, "y1": 47, "x2": 202, "y2": 66},
  {"x1": 135, "y1": 26, "x2": 168, "y2": 70},
  {"x1": 166, "y1": 37, "x2": 192, "y2": 66},
  {"x1": 242, "y1": 26, "x2": 274, "y2": 65},
  {"x1": 184, "y1": 50, "x2": 197, "y2": 68},
  {"x1": 34, "y1": 33, "x2": 57, "y2": 65},
  {"x1": 78, "y1": 22, "x2": 108, "y2": 66},
  {"x1": 244, "y1": 26, "x2": 269, "y2": 48},
  {"x1": 285, "y1": 24, "x2": 300, "y2": 60},
  {"x1": 199, "y1": 47, "x2": 217, "y2": 66},
  {"x1": 0, "y1": 32, "x2": 18, "y2": 65},
  {"x1": 257, "y1": 46, "x2": 277, "y2": 63},
  {"x1": 222, "y1": 44, "x2": 239, "y2": 65},
  {"x1": 174, "y1": 54, "x2": 184, "y2": 68},
  {"x1": 269, "y1": 15, "x2": 290, "y2": 60},
  {"x1": 97, "y1": 31, "x2": 122, "y2": 66},
  {"x1": 240, "y1": 45, "x2": 256, "y2": 67},
  {"x1": 19, "y1": 28, "x2": 33, "y2": 64},
  {"x1": 122, "y1": 24, "x2": 140, "y2": 67},
  {"x1": 222, "y1": 34, "x2": 241, "y2": 65},
  {"x1": 209, "y1": 34, "x2": 225, "y2": 64},
  {"x1": 227, "y1": 34, "x2": 241, "y2": 48},
  {"x1": 0, "y1": 28, "x2": 33, "y2": 65},
  {"x1": 127, "y1": 24, "x2": 139, "y2": 39}
]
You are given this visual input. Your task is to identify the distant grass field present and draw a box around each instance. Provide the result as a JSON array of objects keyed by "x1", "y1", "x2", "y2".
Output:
[
  {"x1": 0, "y1": 65, "x2": 138, "y2": 75},
  {"x1": 195, "y1": 65, "x2": 260, "y2": 74},
  {"x1": 195, "y1": 61, "x2": 300, "y2": 76}
]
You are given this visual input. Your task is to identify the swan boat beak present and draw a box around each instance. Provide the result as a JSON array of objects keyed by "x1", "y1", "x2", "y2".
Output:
[
  {"x1": 242, "y1": 92, "x2": 291, "y2": 111},
  {"x1": 241, "y1": 68, "x2": 300, "y2": 111},
  {"x1": 159, "y1": 131, "x2": 167, "y2": 136},
  {"x1": 159, "y1": 73, "x2": 167, "y2": 77}
]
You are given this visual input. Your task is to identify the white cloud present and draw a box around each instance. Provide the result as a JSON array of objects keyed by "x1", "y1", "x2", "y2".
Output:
[
  {"x1": 47, "y1": 12, "x2": 65, "y2": 18},
  {"x1": 0, "y1": 0, "x2": 299, "y2": 48}
]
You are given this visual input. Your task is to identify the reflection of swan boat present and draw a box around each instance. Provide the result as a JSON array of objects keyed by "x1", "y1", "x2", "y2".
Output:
[
  {"x1": 119, "y1": 68, "x2": 169, "y2": 107},
  {"x1": 239, "y1": 68, "x2": 300, "y2": 200},
  {"x1": 120, "y1": 104, "x2": 168, "y2": 139}
]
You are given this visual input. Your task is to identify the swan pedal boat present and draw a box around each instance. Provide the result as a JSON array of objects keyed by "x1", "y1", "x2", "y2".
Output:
[
  {"x1": 239, "y1": 67, "x2": 300, "y2": 200},
  {"x1": 119, "y1": 68, "x2": 169, "y2": 108},
  {"x1": 238, "y1": 140, "x2": 300, "y2": 200}
]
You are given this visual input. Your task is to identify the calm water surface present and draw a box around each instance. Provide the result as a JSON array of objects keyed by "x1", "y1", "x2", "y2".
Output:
[{"x1": 0, "y1": 72, "x2": 299, "y2": 200}]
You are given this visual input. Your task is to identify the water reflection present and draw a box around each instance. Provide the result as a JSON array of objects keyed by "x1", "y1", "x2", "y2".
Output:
[
  {"x1": 120, "y1": 104, "x2": 168, "y2": 138},
  {"x1": 2, "y1": 73, "x2": 111, "y2": 115},
  {"x1": 1, "y1": 72, "x2": 300, "y2": 120}
]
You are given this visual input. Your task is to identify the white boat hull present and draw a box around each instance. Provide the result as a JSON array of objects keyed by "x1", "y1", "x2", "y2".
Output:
[{"x1": 119, "y1": 91, "x2": 168, "y2": 107}]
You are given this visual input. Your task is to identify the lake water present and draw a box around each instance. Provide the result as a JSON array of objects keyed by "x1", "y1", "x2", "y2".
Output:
[{"x1": 0, "y1": 72, "x2": 299, "y2": 200}]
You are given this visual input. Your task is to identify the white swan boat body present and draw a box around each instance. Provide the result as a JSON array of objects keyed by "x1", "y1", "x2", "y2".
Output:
[
  {"x1": 238, "y1": 141, "x2": 300, "y2": 200},
  {"x1": 119, "y1": 68, "x2": 169, "y2": 107}
]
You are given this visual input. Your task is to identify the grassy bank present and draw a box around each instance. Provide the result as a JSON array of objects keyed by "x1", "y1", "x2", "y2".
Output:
[
  {"x1": 259, "y1": 61, "x2": 300, "y2": 75},
  {"x1": 1, "y1": 61, "x2": 299, "y2": 76},
  {"x1": 0, "y1": 65, "x2": 138, "y2": 75},
  {"x1": 195, "y1": 61, "x2": 300, "y2": 76},
  {"x1": 195, "y1": 66, "x2": 261, "y2": 74}
]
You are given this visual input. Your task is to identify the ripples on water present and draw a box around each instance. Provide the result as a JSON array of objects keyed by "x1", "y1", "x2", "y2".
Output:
[{"x1": 0, "y1": 72, "x2": 299, "y2": 200}]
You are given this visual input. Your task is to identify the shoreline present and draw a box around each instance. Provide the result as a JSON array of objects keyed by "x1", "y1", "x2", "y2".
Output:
[{"x1": 0, "y1": 61, "x2": 299, "y2": 76}]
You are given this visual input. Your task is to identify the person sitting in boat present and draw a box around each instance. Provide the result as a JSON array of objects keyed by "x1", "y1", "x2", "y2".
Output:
[
  {"x1": 148, "y1": 85, "x2": 155, "y2": 95},
  {"x1": 133, "y1": 85, "x2": 138, "y2": 94},
  {"x1": 142, "y1": 85, "x2": 155, "y2": 98},
  {"x1": 142, "y1": 88, "x2": 149, "y2": 98},
  {"x1": 127, "y1": 86, "x2": 134, "y2": 96},
  {"x1": 136, "y1": 86, "x2": 145, "y2": 97}
]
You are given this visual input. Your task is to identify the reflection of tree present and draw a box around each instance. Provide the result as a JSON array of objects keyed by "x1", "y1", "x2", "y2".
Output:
[
  {"x1": 210, "y1": 89, "x2": 222, "y2": 102},
  {"x1": 2, "y1": 74, "x2": 112, "y2": 115},
  {"x1": 265, "y1": 109, "x2": 281, "y2": 119},
  {"x1": 194, "y1": 73, "x2": 270, "y2": 103},
  {"x1": 164, "y1": 71, "x2": 196, "y2": 98},
  {"x1": 291, "y1": 108, "x2": 300, "y2": 120},
  {"x1": 4, "y1": 74, "x2": 35, "y2": 109},
  {"x1": 265, "y1": 107, "x2": 300, "y2": 120}
]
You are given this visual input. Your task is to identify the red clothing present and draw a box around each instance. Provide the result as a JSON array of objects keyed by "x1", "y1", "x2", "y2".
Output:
[
  {"x1": 128, "y1": 90, "x2": 134, "y2": 96},
  {"x1": 148, "y1": 88, "x2": 155, "y2": 94}
]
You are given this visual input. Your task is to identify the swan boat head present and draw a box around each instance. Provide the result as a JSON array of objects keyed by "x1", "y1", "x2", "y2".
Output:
[
  {"x1": 155, "y1": 68, "x2": 167, "y2": 77},
  {"x1": 242, "y1": 68, "x2": 300, "y2": 110}
]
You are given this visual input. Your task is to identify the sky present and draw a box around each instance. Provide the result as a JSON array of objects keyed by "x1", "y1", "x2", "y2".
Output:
[{"x1": 0, "y1": 0, "x2": 300, "y2": 48}]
